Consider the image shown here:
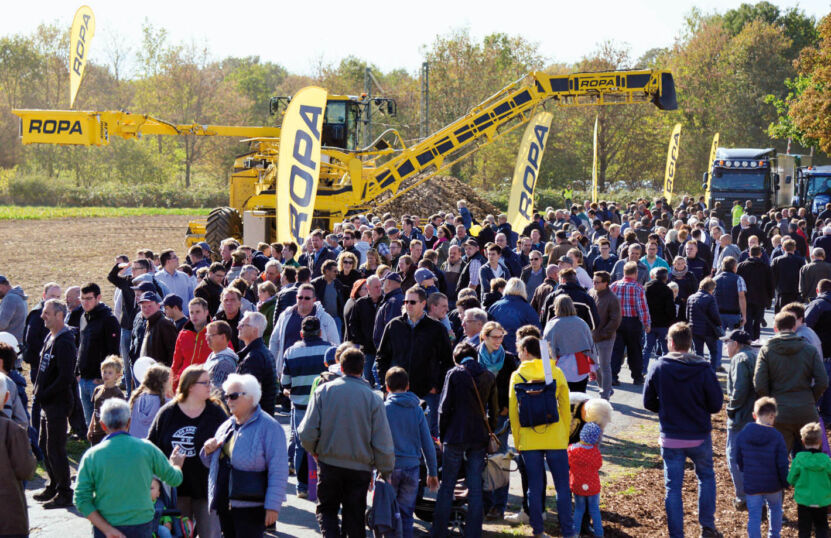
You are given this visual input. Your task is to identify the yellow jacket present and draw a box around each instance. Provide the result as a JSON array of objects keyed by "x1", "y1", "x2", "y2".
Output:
[{"x1": 508, "y1": 359, "x2": 571, "y2": 451}]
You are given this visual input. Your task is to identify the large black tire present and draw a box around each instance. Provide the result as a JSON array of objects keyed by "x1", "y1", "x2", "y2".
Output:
[{"x1": 206, "y1": 207, "x2": 242, "y2": 260}]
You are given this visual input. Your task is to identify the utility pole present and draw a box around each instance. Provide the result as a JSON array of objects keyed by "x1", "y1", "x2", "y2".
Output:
[
  {"x1": 420, "y1": 62, "x2": 429, "y2": 140},
  {"x1": 363, "y1": 66, "x2": 372, "y2": 149}
]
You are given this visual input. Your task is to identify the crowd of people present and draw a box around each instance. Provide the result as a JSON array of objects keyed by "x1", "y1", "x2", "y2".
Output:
[{"x1": 1, "y1": 194, "x2": 831, "y2": 537}]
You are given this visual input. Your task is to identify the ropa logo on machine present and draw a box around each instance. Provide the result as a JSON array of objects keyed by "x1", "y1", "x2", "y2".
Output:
[
  {"x1": 28, "y1": 119, "x2": 83, "y2": 135},
  {"x1": 578, "y1": 77, "x2": 618, "y2": 90}
]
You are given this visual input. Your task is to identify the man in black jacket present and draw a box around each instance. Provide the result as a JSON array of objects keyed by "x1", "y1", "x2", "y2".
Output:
[
  {"x1": 376, "y1": 286, "x2": 453, "y2": 437},
  {"x1": 76, "y1": 283, "x2": 120, "y2": 422},
  {"x1": 308, "y1": 229, "x2": 338, "y2": 279},
  {"x1": 541, "y1": 269, "x2": 599, "y2": 328},
  {"x1": 311, "y1": 260, "x2": 345, "y2": 333},
  {"x1": 737, "y1": 245, "x2": 774, "y2": 341},
  {"x1": 345, "y1": 275, "x2": 382, "y2": 385},
  {"x1": 643, "y1": 268, "x2": 676, "y2": 375},
  {"x1": 33, "y1": 299, "x2": 77, "y2": 508},
  {"x1": 771, "y1": 238, "x2": 806, "y2": 313},
  {"x1": 108, "y1": 258, "x2": 152, "y2": 358},
  {"x1": 236, "y1": 311, "x2": 277, "y2": 415},
  {"x1": 131, "y1": 291, "x2": 177, "y2": 368},
  {"x1": 23, "y1": 283, "x2": 61, "y2": 382},
  {"x1": 194, "y1": 262, "x2": 226, "y2": 317}
]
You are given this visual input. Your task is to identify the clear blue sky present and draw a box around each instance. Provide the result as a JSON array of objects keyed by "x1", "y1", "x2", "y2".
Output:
[{"x1": 5, "y1": 0, "x2": 829, "y2": 76}]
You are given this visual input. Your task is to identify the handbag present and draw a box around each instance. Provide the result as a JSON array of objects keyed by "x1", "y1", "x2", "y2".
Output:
[
  {"x1": 466, "y1": 369, "x2": 501, "y2": 455},
  {"x1": 482, "y1": 451, "x2": 517, "y2": 492},
  {"x1": 228, "y1": 467, "x2": 268, "y2": 502},
  {"x1": 513, "y1": 341, "x2": 559, "y2": 429}
]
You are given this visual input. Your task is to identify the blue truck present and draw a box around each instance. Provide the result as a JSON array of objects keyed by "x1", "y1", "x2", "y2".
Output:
[{"x1": 795, "y1": 165, "x2": 831, "y2": 215}]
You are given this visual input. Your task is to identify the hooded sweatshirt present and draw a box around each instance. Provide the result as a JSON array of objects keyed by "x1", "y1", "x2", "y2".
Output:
[
  {"x1": 0, "y1": 286, "x2": 28, "y2": 341},
  {"x1": 788, "y1": 449, "x2": 831, "y2": 507},
  {"x1": 129, "y1": 392, "x2": 169, "y2": 439},
  {"x1": 735, "y1": 422, "x2": 789, "y2": 494},
  {"x1": 643, "y1": 351, "x2": 723, "y2": 440},
  {"x1": 754, "y1": 332, "x2": 828, "y2": 425},
  {"x1": 384, "y1": 391, "x2": 438, "y2": 475}
]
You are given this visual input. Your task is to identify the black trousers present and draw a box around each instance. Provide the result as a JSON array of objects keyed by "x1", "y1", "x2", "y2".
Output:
[
  {"x1": 797, "y1": 504, "x2": 828, "y2": 538},
  {"x1": 746, "y1": 302, "x2": 765, "y2": 340},
  {"x1": 611, "y1": 316, "x2": 644, "y2": 382},
  {"x1": 39, "y1": 404, "x2": 71, "y2": 494},
  {"x1": 218, "y1": 505, "x2": 265, "y2": 538},
  {"x1": 316, "y1": 461, "x2": 371, "y2": 538},
  {"x1": 775, "y1": 292, "x2": 800, "y2": 313}
]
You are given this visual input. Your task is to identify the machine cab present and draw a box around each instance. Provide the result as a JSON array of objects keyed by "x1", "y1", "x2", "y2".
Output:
[{"x1": 321, "y1": 98, "x2": 360, "y2": 151}]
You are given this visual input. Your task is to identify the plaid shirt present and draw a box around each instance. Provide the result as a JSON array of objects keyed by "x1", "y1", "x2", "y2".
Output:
[{"x1": 610, "y1": 277, "x2": 651, "y2": 327}]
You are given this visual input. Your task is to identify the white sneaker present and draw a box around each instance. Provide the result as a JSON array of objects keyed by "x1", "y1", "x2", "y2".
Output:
[{"x1": 505, "y1": 511, "x2": 529, "y2": 524}]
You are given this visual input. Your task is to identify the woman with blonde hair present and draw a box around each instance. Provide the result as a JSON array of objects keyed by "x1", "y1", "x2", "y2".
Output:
[
  {"x1": 360, "y1": 248, "x2": 381, "y2": 277},
  {"x1": 336, "y1": 251, "x2": 361, "y2": 300},
  {"x1": 147, "y1": 365, "x2": 228, "y2": 538}
]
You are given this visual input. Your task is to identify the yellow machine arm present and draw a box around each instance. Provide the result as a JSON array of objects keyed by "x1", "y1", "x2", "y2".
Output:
[
  {"x1": 12, "y1": 109, "x2": 280, "y2": 145},
  {"x1": 355, "y1": 69, "x2": 676, "y2": 206}
]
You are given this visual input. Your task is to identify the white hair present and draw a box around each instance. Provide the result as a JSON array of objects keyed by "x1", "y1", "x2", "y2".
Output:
[
  {"x1": 0, "y1": 372, "x2": 7, "y2": 404},
  {"x1": 241, "y1": 265, "x2": 258, "y2": 277},
  {"x1": 101, "y1": 399, "x2": 131, "y2": 430},
  {"x1": 223, "y1": 373, "x2": 261, "y2": 405},
  {"x1": 265, "y1": 259, "x2": 282, "y2": 273},
  {"x1": 502, "y1": 277, "x2": 528, "y2": 300},
  {"x1": 824, "y1": 226, "x2": 831, "y2": 236},
  {"x1": 464, "y1": 307, "x2": 488, "y2": 324},
  {"x1": 366, "y1": 275, "x2": 381, "y2": 287},
  {"x1": 241, "y1": 311, "x2": 267, "y2": 337},
  {"x1": 812, "y1": 247, "x2": 826, "y2": 259}
]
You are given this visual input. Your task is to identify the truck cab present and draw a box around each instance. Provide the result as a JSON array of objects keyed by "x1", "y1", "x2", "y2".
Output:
[
  {"x1": 705, "y1": 148, "x2": 778, "y2": 219},
  {"x1": 796, "y1": 165, "x2": 831, "y2": 215}
]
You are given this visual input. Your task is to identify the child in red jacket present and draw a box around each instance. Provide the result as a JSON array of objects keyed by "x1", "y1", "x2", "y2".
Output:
[{"x1": 568, "y1": 421, "x2": 603, "y2": 537}]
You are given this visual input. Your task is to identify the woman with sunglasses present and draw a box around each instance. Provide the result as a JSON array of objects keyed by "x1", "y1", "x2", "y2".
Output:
[
  {"x1": 336, "y1": 252, "x2": 361, "y2": 303},
  {"x1": 202, "y1": 373, "x2": 287, "y2": 537},
  {"x1": 147, "y1": 365, "x2": 228, "y2": 538}
]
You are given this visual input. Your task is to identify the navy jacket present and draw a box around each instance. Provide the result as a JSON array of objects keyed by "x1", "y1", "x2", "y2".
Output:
[
  {"x1": 736, "y1": 422, "x2": 789, "y2": 494},
  {"x1": 643, "y1": 351, "x2": 723, "y2": 439},
  {"x1": 237, "y1": 337, "x2": 277, "y2": 416},
  {"x1": 373, "y1": 287, "x2": 405, "y2": 349},
  {"x1": 686, "y1": 291, "x2": 721, "y2": 338},
  {"x1": 438, "y1": 359, "x2": 497, "y2": 447}
]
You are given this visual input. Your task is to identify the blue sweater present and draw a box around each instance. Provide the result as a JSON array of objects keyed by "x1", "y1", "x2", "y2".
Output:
[
  {"x1": 643, "y1": 352, "x2": 723, "y2": 439},
  {"x1": 736, "y1": 422, "x2": 789, "y2": 494},
  {"x1": 384, "y1": 391, "x2": 438, "y2": 475}
]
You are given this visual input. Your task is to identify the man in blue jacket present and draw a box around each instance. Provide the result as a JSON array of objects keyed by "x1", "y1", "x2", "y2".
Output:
[
  {"x1": 686, "y1": 278, "x2": 723, "y2": 372},
  {"x1": 643, "y1": 322, "x2": 723, "y2": 538}
]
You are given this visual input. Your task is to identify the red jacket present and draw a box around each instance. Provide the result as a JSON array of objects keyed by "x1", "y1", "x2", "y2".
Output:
[
  {"x1": 568, "y1": 442, "x2": 602, "y2": 496},
  {"x1": 170, "y1": 320, "x2": 231, "y2": 388}
]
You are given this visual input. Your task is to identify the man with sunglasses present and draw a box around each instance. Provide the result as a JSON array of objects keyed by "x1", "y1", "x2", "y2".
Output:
[
  {"x1": 377, "y1": 286, "x2": 454, "y2": 437},
  {"x1": 520, "y1": 251, "x2": 546, "y2": 300}
]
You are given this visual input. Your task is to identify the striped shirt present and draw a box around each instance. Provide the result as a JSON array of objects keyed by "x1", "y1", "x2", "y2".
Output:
[
  {"x1": 610, "y1": 277, "x2": 651, "y2": 327},
  {"x1": 281, "y1": 338, "x2": 332, "y2": 409}
]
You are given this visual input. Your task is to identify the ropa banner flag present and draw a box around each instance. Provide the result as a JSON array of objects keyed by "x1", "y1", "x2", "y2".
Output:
[
  {"x1": 276, "y1": 86, "x2": 327, "y2": 245},
  {"x1": 706, "y1": 132, "x2": 719, "y2": 193},
  {"x1": 69, "y1": 6, "x2": 95, "y2": 108},
  {"x1": 591, "y1": 115, "x2": 599, "y2": 203},
  {"x1": 507, "y1": 111, "x2": 553, "y2": 232},
  {"x1": 663, "y1": 123, "x2": 682, "y2": 204}
]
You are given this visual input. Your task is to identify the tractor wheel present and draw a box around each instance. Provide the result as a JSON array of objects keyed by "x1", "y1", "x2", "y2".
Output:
[{"x1": 205, "y1": 207, "x2": 242, "y2": 260}]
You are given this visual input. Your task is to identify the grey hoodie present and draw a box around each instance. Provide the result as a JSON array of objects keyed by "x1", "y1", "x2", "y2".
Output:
[
  {"x1": 129, "y1": 392, "x2": 168, "y2": 439},
  {"x1": 0, "y1": 287, "x2": 28, "y2": 341}
]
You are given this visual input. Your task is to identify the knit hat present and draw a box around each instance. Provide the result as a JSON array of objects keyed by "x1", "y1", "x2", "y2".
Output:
[{"x1": 580, "y1": 422, "x2": 602, "y2": 446}]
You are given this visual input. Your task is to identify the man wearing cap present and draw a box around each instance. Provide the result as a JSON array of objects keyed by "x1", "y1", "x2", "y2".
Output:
[
  {"x1": 154, "y1": 250, "x2": 194, "y2": 316},
  {"x1": 162, "y1": 294, "x2": 188, "y2": 331},
  {"x1": 281, "y1": 316, "x2": 332, "y2": 498},
  {"x1": 0, "y1": 275, "x2": 27, "y2": 343},
  {"x1": 415, "y1": 268, "x2": 439, "y2": 297},
  {"x1": 799, "y1": 247, "x2": 831, "y2": 302},
  {"x1": 75, "y1": 283, "x2": 121, "y2": 423},
  {"x1": 131, "y1": 290, "x2": 177, "y2": 367},
  {"x1": 372, "y1": 272, "x2": 405, "y2": 349},
  {"x1": 723, "y1": 329, "x2": 758, "y2": 510}
]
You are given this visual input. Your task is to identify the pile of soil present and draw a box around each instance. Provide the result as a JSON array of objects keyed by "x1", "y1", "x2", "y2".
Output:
[
  {"x1": 601, "y1": 408, "x2": 804, "y2": 537},
  {"x1": 370, "y1": 175, "x2": 499, "y2": 220}
]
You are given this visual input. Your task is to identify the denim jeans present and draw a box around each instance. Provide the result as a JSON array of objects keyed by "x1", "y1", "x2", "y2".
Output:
[
  {"x1": 611, "y1": 317, "x2": 644, "y2": 382},
  {"x1": 156, "y1": 525, "x2": 173, "y2": 538},
  {"x1": 391, "y1": 466, "x2": 420, "y2": 538},
  {"x1": 93, "y1": 521, "x2": 153, "y2": 538},
  {"x1": 291, "y1": 407, "x2": 308, "y2": 492},
  {"x1": 715, "y1": 314, "x2": 741, "y2": 367},
  {"x1": 642, "y1": 326, "x2": 668, "y2": 375},
  {"x1": 747, "y1": 491, "x2": 783, "y2": 538},
  {"x1": 363, "y1": 353, "x2": 376, "y2": 387},
  {"x1": 78, "y1": 378, "x2": 100, "y2": 426},
  {"x1": 725, "y1": 428, "x2": 745, "y2": 502},
  {"x1": 432, "y1": 443, "x2": 485, "y2": 538},
  {"x1": 693, "y1": 335, "x2": 721, "y2": 371},
  {"x1": 424, "y1": 392, "x2": 440, "y2": 438},
  {"x1": 483, "y1": 414, "x2": 510, "y2": 515},
  {"x1": 661, "y1": 437, "x2": 716, "y2": 537},
  {"x1": 573, "y1": 493, "x2": 603, "y2": 537},
  {"x1": 521, "y1": 449, "x2": 573, "y2": 536}
]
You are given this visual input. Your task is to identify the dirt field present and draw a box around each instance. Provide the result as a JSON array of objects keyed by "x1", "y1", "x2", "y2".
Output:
[{"x1": 0, "y1": 214, "x2": 192, "y2": 307}]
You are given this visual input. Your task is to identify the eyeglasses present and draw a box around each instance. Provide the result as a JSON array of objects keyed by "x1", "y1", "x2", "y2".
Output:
[
  {"x1": 225, "y1": 392, "x2": 247, "y2": 401},
  {"x1": 404, "y1": 300, "x2": 420, "y2": 305},
  {"x1": 592, "y1": 280, "x2": 605, "y2": 285},
  {"x1": 487, "y1": 333, "x2": 505, "y2": 339},
  {"x1": 297, "y1": 296, "x2": 314, "y2": 301},
  {"x1": 343, "y1": 261, "x2": 353, "y2": 265}
]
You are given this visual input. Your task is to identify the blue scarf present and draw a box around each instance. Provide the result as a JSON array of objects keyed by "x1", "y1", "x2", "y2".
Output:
[{"x1": 478, "y1": 342, "x2": 505, "y2": 375}]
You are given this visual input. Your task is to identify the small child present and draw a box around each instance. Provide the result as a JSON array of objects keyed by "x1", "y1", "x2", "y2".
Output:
[
  {"x1": 787, "y1": 422, "x2": 831, "y2": 538},
  {"x1": 568, "y1": 421, "x2": 603, "y2": 537},
  {"x1": 151, "y1": 477, "x2": 174, "y2": 538},
  {"x1": 384, "y1": 367, "x2": 438, "y2": 538},
  {"x1": 87, "y1": 355, "x2": 126, "y2": 445},
  {"x1": 736, "y1": 397, "x2": 789, "y2": 538}
]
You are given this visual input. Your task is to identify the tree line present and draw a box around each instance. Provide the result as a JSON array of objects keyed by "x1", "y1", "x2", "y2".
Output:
[{"x1": 0, "y1": 2, "x2": 826, "y2": 204}]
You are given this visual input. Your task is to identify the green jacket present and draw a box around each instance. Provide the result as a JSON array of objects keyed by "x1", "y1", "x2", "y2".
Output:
[
  {"x1": 788, "y1": 450, "x2": 831, "y2": 507},
  {"x1": 726, "y1": 346, "x2": 758, "y2": 431},
  {"x1": 731, "y1": 204, "x2": 744, "y2": 227},
  {"x1": 74, "y1": 432, "x2": 183, "y2": 526},
  {"x1": 754, "y1": 332, "x2": 828, "y2": 425}
]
